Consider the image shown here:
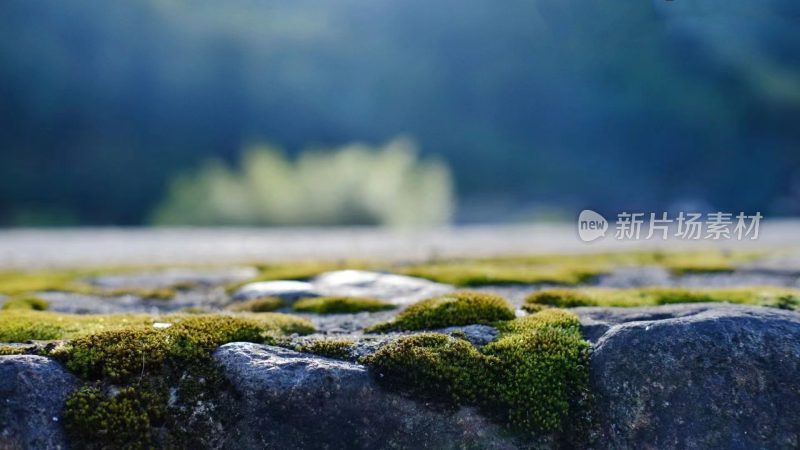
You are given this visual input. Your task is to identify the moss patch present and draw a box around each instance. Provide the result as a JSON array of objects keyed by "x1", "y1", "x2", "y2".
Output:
[
  {"x1": 55, "y1": 313, "x2": 314, "y2": 449},
  {"x1": 0, "y1": 269, "x2": 181, "y2": 300},
  {"x1": 366, "y1": 291, "x2": 515, "y2": 333},
  {"x1": 1, "y1": 295, "x2": 49, "y2": 311},
  {"x1": 297, "y1": 338, "x2": 355, "y2": 359},
  {"x1": 523, "y1": 286, "x2": 800, "y2": 311},
  {"x1": 0, "y1": 344, "x2": 29, "y2": 355},
  {"x1": 292, "y1": 296, "x2": 395, "y2": 314},
  {"x1": 227, "y1": 297, "x2": 285, "y2": 312},
  {"x1": 362, "y1": 309, "x2": 590, "y2": 434},
  {"x1": 399, "y1": 250, "x2": 762, "y2": 286},
  {"x1": 0, "y1": 310, "x2": 312, "y2": 343}
]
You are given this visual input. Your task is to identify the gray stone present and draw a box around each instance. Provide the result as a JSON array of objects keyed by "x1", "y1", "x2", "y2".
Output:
[
  {"x1": 37, "y1": 288, "x2": 230, "y2": 315},
  {"x1": 590, "y1": 305, "x2": 800, "y2": 449},
  {"x1": 311, "y1": 270, "x2": 453, "y2": 305},
  {"x1": 232, "y1": 280, "x2": 317, "y2": 301},
  {"x1": 0, "y1": 355, "x2": 79, "y2": 450},
  {"x1": 438, "y1": 324, "x2": 499, "y2": 347},
  {"x1": 213, "y1": 342, "x2": 520, "y2": 450}
]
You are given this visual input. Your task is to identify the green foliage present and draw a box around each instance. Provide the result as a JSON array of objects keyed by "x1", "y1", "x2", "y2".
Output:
[
  {"x1": 366, "y1": 291, "x2": 515, "y2": 332},
  {"x1": 401, "y1": 250, "x2": 762, "y2": 286},
  {"x1": 297, "y1": 338, "x2": 355, "y2": 359},
  {"x1": 292, "y1": 296, "x2": 395, "y2": 314},
  {"x1": 1, "y1": 296, "x2": 49, "y2": 311},
  {"x1": 523, "y1": 286, "x2": 800, "y2": 311},
  {"x1": 151, "y1": 138, "x2": 453, "y2": 227},
  {"x1": 227, "y1": 297, "x2": 285, "y2": 312},
  {"x1": 362, "y1": 309, "x2": 590, "y2": 433}
]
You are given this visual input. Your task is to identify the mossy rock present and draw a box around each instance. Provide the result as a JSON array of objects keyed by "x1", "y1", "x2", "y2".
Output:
[
  {"x1": 292, "y1": 296, "x2": 395, "y2": 314},
  {"x1": 297, "y1": 338, "x2": 355, "y2": 359},
  {"x1": 54, "y1": 313, "x2": 313, "y2": 449},
  {"x1": 366, "y1": 291, "x2": 515, "y2": 332},
  {"x1": 362, "y1": 308, "x2": 591, "y2": 434},
  {"x1": 56, "y1": 314, "x2": 313, "y2": 382},
  {"x1": 523, "y1": 286, "x2": 800, "y2": 311},
  {"x1": 0, "y1": 309, "x2": 313, "y2": 343}
]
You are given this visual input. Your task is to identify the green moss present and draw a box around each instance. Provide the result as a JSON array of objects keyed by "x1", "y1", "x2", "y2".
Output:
[
  {"x1": 366, "y1": 291, "x2": 515, "y2": 333},
  {"x1": 399, "y1": 250, "x2": 763, "y2": 286},
  {"x1": 292, "y1": 296, "x2": 395, "y2": 314},
  {"x1": 56, "y1": 314, "x2": 313, "y2": 382},
  {"x1": 297, "y1": 338, "x2": 355, "y2": 359},
  {"x1": 523, "y1": 286, "x2": 800, "y2": 311},
  {"x1": 362, "y1": 309, "x2": 590, "y2": 433},
  {"x1": 59, "y1": 313, "x2": 312, "y2": 449},
  {"x1": 0, "y1": 268, "x2": 180, "y2": 299},
  {"x1": 1, "y1": 295, "x2": 49, "y2": 311},
  {"x1": 227, "y1": 297, "x2": 285, "y2": 312},
  {"x1": 0, "y1": 345, "x2": 29, "y2": 355},
  {"x1": 0, "y1": 310, "x2": 154, "y2": 342},
  {"x1": 0, "y1": 309, "x2": 313, "y2": 343},
  {"x1": 65, "y1": 386, "x2": 165, "y2": 450},
  {"x1": 363, "y1": 333, "x2": 492, "y2": 404}
]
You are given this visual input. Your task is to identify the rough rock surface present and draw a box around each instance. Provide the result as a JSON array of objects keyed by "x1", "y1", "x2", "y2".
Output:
[
  {"x1": 36, "y1": 288, "x2": 230, "y2": 314},
  {"x1": 589, "y1": 304, "x2": 800, "y2": 450},
  {"x1": 438, "y1": 324, "x2": 499, "y2": 347},
  {"x1": 0, "y1": 355, "x2": 79, "y2": 450},
  {"x1": 311, "y1": 270, "x2": 453, "y2": 305},
  {"x1": 574, "y1": 303, "x2": 732, "y2": 342},
  {"x1": 213, "y1": 342, "x2": 521, "y2": 450}
]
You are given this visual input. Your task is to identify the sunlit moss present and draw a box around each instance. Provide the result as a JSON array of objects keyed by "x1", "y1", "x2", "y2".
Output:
[
  {"x1": 523, "y1": 286, "x2": 800, "y2": 311},
  {"x1": 0, "y1": 269, "x2": 179, "y2": 299},
  {"x1": 56, "y1": 314, "x2": 311, "y2": 382},
  {"x1": 0, "y1": 344, "x2": 28, "y2": 355},
  {"x1": 366, "y1": 291, "x2": 515, "y2": 333},
  {"x1": 362, "y1": 309, "x2": 590, "y2": 433},
  {"x1": 0, "y1": 310, "x2": 313, "y2": 343},
  {"x1": 297, "y1": 338, "x2": 355, "y2": 359},
  {"x1": 292, "y1": 296, "x2": 395, "y2": 314}
]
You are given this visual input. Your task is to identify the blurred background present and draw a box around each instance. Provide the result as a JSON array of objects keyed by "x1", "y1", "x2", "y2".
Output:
[{"x1": 1, "y1": 0, "x2": 799, "y2": 227}]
